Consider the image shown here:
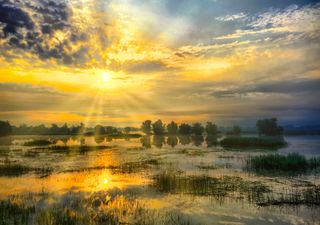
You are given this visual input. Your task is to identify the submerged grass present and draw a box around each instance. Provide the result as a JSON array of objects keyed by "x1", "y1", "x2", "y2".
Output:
[
  {"x1": 220, "y1": 136, "x2": 287, "y2": 149},
  {"x1": 246, "y1": 153, "x2": 320, "y2": 175}
]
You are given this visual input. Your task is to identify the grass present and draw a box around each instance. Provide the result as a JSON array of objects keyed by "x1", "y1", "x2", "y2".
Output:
[
  {"x1": 246, "y1": 153, "x2": 320, "y2": 174},
  {"x1": 23, "y1": 140, "x2": 52, "y2": 146},
  {"x1": 0, "y1": 192, "x2": 201, "y2": 225},
  {"x1": 0, "y1": 161, "x2": 31, "y2": 176},
  {"x1": 257, "y1": 185, "x2": 320, "y2": 206},
  {"x1": 109, "y1": 159, "x2": 161, "y2": 174},
  {"x1": 220, "y1": 136, "x2": 287, "y2": 149},
  {"x1": 152, "y1": 172, "x2": 270, "y2": 202}
]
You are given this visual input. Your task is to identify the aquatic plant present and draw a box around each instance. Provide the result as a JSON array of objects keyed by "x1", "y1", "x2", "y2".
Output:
[
  {"x1": 246, "y1": 153, "x2": 320, "y2": 174},
  {"x1": 0, "y1": 161, "x2": 31, "y2": 176},
  {"x1": 220, "y1": 136, "x2": 287, "y2": 149},
  {"x1": 152, "y1": 172, "x2": 270, "y2": 202},
  {"x1": 23, "y1": 140, "x2": 52, "y2": 146}
]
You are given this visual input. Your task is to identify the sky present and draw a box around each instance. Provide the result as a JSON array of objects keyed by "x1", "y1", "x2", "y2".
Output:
[{"x1": 0, "y1": 0, "x2": 319, "y2": 127}]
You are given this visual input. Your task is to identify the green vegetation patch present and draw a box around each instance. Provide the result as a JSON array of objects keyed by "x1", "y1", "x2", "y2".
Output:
[
  {"x1": 23, "y1": 140, "x2": 52, "y2": 146},
  {"x1": 246, "y1": 153, "x2": 320, "y2": 175},
  {"x1": 220, "y1": 136, "x2": 287, "y2": 149}
]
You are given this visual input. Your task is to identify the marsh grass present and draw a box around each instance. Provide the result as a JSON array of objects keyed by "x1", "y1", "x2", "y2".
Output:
[
  {"x1": 109, "y1": 159, "x2": 161, "y2": 174},
  {"x1": 257, "y1": 185, "x2": 320, "y2": 206},
  {"x1": 23, "y1": 140, "x2": 52, "y2": 146},
  {"x1": 0, "y1": 161, "x2": 31, "y2": 176},
  {"x1": 246, "y1": 153, "x2": 320, "y2": 175},
  {"x1": 152, "y1": 172, "x2": 270, "y2": 202},
  {"x1": 0, "y1": 192, "x2": 201, "y2": 225},
  {"x1": 220, "y1": 136, "x2": 287, "y2": 149}
]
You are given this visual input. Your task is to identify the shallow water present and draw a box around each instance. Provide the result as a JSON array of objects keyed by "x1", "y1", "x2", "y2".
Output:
[{"x1": 0, "y1": 135, "x2": 319, "y2": 225}]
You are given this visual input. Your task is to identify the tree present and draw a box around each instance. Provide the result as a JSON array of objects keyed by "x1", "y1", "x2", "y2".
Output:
[
  {"x1": 178, "y1": 123, "x2": 192, "y2": 135},
  {"x1": 94, "y1": 125, "x2": 105, "y2": 135},
  {"x1": 192, "y1": 123, "x2": 204, "y2": 135},
  {"x1": 124, "y1": 127, "x2": 131, "y2": 134},
  {"x1": 167, "y1": 121, "x2": 178, "y2": 134},
  {"x1": 0, "y1": 121, "x2": 12, "y2": 136},
  {"x1": 152, "y1": 120, "x2": 165, "y2": 135},
  {"x1": 141, "y1": 120, "x2": 152, "y2": 134},
  {"x1": 256, "y1": 118, "x2": 283, "y2": 136},
  {"x1": 227, "y1": 125, "x2": 241, "y2": 135},
  {"x1": 205, "y1": 122, "x2": 218, "y2": 135}
]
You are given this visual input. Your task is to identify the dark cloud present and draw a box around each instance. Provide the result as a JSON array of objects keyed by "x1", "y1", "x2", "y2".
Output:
[
  {"x1": 0, "y1": 0, "x2": 90, "y2": 65},
  {"x1": 124, "y1": 61, "x2": 169, "y2": 73},
  {"x1": 211, "y1": 78, "x2": 320, "y2": 98}
]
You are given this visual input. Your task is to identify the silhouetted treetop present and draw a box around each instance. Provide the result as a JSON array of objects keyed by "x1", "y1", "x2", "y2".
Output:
[{"x1": 256, "y1": 118, "x2": 283, "y2": 136}]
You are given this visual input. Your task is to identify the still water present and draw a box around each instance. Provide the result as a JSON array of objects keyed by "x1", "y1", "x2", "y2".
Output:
[{"x1": 0, "y1": 135, "x2": 319, "y2": 225}]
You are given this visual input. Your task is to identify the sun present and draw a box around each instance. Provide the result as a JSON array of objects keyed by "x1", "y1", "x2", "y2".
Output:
[{"x1": 101, "y1": 72, "x2": 111, "y2": 83}]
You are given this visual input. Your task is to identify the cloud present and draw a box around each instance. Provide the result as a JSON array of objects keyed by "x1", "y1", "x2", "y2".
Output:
[
  {"x1": 0, "y1": 0, "x2": 93, "y2": 65},
  {"x1": 211, "y1": 78, "x2": 320, "y2": 98},
  {"x1": 216, "y1": 12, "x2": 247, "y2": 22}
]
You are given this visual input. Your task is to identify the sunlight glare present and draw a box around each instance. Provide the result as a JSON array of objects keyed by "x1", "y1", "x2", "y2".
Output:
[{"x1": 101, "y1": 72, "x2": 111, "y2": 83}]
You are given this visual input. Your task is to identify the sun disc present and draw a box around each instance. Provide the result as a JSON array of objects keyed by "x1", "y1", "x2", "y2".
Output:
[{"x1": 101, "y1": 72, "x2": 111, "y2": 83}]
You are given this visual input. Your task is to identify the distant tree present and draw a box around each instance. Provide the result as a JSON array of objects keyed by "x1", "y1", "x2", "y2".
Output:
[
  {"x1": 50, "y1": 124, "x2": 60, "y2": 134},
  {"x1": 94, "y1": 125, "x2": 105, "y2": 135},
  {"x1": 124, "y1": 127, "x2": 131, "y2": 134},
  {"x1": 0, "y1": 121, "x2": 12, "y2": 136},
  {"x1": 205, "y1": 122, "x2": 218, "y2": 135},
  {"x1": 105, "y1": 126, "x2": 118, "y2": 134},
  {"x1": 256, "y1": 118, "x2": 283, "y2": 136},
  {"x1": 206, "y1": 135, "x2": 218, "y2": 147},
  {"x1": 167, "y1": 121, "x2": 178, "y2": 134},
  {"x1": 192, "y1": 123, "x2": 204, "y2": 135},
  {"x1": 227, "y1": 125, "x2": 242, "y2": 136},
  {"x1": 178, "y1": 123, "x2": 192, "y2": 135},
  {"x1": 141, "y1": 120, "x2": 152, "y2": 134},
  {"x1": 152, "y1": 120, "x2": 165, "y2": 135}
]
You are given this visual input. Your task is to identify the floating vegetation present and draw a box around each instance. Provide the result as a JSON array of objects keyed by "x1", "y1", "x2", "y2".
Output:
[
  {"x1": 220, "y1": 136, "x2": 287, "y2": 149},
  {"x1": 23, "y1": 140, "x2": 52, "y2": 146},
  {"x1": 152, "y1": 172, "x2": 270, "y2": 202},
  {"x1": 246, "y1": 153, "x2": 320, "y2": 175}
]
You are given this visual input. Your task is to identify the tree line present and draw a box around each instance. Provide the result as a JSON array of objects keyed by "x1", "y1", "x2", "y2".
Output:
[
  {"x1": 141, "y1": 119, "x2": 241, "y2": 136},
  {"x1": 0, "y1": 118, "x2": 283, "y2": 137}
]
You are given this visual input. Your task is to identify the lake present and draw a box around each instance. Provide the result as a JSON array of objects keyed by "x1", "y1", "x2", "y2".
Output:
[{"x1": 0, "y1": 135, "x2": 319, "y2": 225}]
